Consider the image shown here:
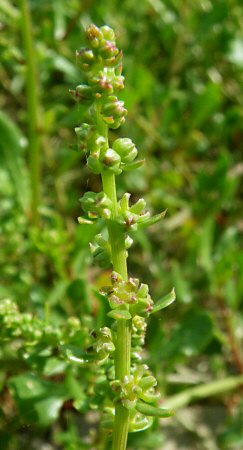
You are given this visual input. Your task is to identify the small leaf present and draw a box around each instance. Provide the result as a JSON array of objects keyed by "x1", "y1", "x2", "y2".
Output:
[
  {"x1": 107, "y1": 309, "x2": 131, "y2": 320},
  {"x1": 122, "y1": 159, "x2": 145, "y2": 171},
  {"x1": 136, "y1": 401, "x2": 174, "y2": 418},
  {"x1": 138, "y1": 210, "x2": 167, "y2": 228},
  {"x1": 151, "y1": 288, "x2": 176, "y2": 314},
  {"x1": 61, "y1": 345, "x2": 98, "y2": 366},
  {"x1": 8, "y1": 373, "x2": 67, "y2": 426},
  {"x1": 77, "y1": 216, "x2": 94, "y2": 225}
]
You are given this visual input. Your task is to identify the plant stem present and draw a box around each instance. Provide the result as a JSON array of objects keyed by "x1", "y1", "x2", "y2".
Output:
[
  {"x1": 19, "y1": 0, "x2": 41, "y2": 228},
  {"x1": 97, "y1": 110, "x2": 131, "y2": 450},
  {"x1": 102, "y1": 170, "x2": 131, "y2": 450}
]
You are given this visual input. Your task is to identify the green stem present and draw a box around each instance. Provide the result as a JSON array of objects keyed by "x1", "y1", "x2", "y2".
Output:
[
  {"x1": 19, "y1": 0, "x2": 41, "y2": 227},
  {"x1": 163, "y1": 375, "x2": 243, "y2": 410},
  {"x1": 97, "y1": 109, "x2": 131, "y2": 450}
]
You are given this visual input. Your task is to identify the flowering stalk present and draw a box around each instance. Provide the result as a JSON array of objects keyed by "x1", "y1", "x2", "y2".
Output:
[{"x1": 71, "y1": 24, "x2": 175, "y2": 450}]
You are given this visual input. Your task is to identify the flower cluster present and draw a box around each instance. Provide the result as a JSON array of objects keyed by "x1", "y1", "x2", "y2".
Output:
[
  {"x1": 101, "y1": 271, "x2": 154, "y2": 318},
  {"x1": 111, "y1": 364, "x2": 159, "y2": 410},
  {"x1": 131, "y1": 315, "x2": 147, "y2": 363},
  {"x1": 74, "y1": 124, "x2": 142, "y2": 176},
  {"x1": 71, "y1": 24, "x2": 126, "y2": 129},
  {"x1": 0, "y1": 299, "x2": 89, "y2": 348},
  {"x1": 69, "y1": 24, "x2": 175, "y2": 439},
  {"x1": 79, "y1": 191, "x2": 112, "y2": 220},
  {"x1": 0, "y1": 299, "x2": 43, "y2": 341},
  {"x1": 92, "y1": 327, "x2": 115, "y2": 364}
]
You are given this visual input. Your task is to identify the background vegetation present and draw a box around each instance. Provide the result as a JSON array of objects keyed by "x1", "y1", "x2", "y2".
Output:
[{"x1": 0, "y1": 0, "x2": 243, "y2": 449}]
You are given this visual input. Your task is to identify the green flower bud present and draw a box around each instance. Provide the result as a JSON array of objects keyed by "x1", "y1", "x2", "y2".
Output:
[
  {"x1": 93, "y1": 327, "x2": 115, "y2": 363},
  {"x1": 130, "y1": 296, "x2": 153, "y2": 318},
  {"x1": 113, "y1": 138, "x2": 138, "y2": 163},
  {"x1": 71, "y1": 84, "x2": 93, "y2": 102},
  {"x1": 76, "y1": 48, "x2": 96, "y2": 71},
  {"x1": 111, "y1": 365, "x2": 159, "y2": 411},
  {"x1": 90, "y1": 235, "x2": 111, "y2": 268},
  {"x1": 87, "y1": 155, "x2": 102, "y2": 174},
  {"x1": 111, "y1": 271, "x2": 123, "y2": 285},
  {"x1": 99, "y1": 41, "x2": 119, "y2": 59},
  {"x1": 109, "y1": 116, "x2": 126, "y2": 130},
  {"x1": 130, "y1": 198, "x2": 146, "y2": 214},
  {"x1": 100, "y1": 25, "x2": 116, "y2": 42},
  {"x1": 125, "y1": 235, "x2": 133, "y2": 249},
  {"x1": 132, "y1": 315, "x2": 147, "y2": 332},
  {"x1": 138, "y1": 283, "x2": 149, "y2": 298},
  {"x1": 78, "y1": 48, "x2": 95, "y2": 63},
  {"x1": 105, "y1": 51, "x2": 123, "y2": 68},
  {"x1": 90, "y1": 73, "x2": 114, "y2": 95},
  {"x1": 117, "y1": 194, "x2": 150, "y2": 230},
  {"x1": 75, "y1": 123, "x2": 93, "y2": 152},
  {"x1": 102, "y1": 272, "x2": 153, "y2": 313},
  {"x1": 101, "y1": 149, "x2": 121, "y2": 174},
  {"x1": 129, "y1": 410, "x2": 153, "y2": 432},
  {"x1": 80, "y1": 191, "x2": 112, "y2": 219},
  {"x1": 113, "y1": 75, "x2": 124, "y2": 91},
  {"x1": 66, "y1": 317, "x2": 81, "y2": 331},
  {"x1": 86, "y1": 24, "x2": 103, "y2": 48},
  {"x1": 103, "y1": 96, "x2": 127, "y2": 119}
]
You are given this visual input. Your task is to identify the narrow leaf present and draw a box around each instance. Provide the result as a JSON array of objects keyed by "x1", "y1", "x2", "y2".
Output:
[
  {"x1": 107, "y1": 309, "x2": 131, "y2": 320},
  {"x1": 136, "y1": 401, "x2": 174, "y2": 418},
  {"x1": 77, "y1": 216, "x2": 94, "y2": 225},
  {"x1": 138, "y1": 210, "x2": 167, "y2": 228},
  {"x1": 151, "y1": 288, "x2": 176, "y2": 314},
  {"x1": 122, "y1": 159, "x2": 145, "y2": 171},
  {"x1": 0, "y1": 111, "x2": 29, "y2": 210},
  {"x1": 61, "y1": 345, "x2": 98, "y2": 366}
]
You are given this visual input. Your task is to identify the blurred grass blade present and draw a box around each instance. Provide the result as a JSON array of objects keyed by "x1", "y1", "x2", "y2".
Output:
[
  {"x1": 163, "y1": 375, "x2": 243, "y2": 410},
  {"x1": 0, "y1": 111, "x2": 29, "y2": 210}
]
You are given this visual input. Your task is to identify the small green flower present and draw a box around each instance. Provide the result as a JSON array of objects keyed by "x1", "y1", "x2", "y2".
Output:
[
  {"x1": 79, "y1": 191, "x2": 113, "y2": 219},
  {"x1": 101, "y1": 272, "x2": 153, "y2": 317},
  {"x1": 74, "y1": 123, "x2": 93, "y2": 152},
  {"x1": 113, "y1": 138, "x2": 138, "y2": 163},
  {"x1": 101, "y1": 148, "x2": 121, "y2": 174},
  {"x1": 70, "y1": 84, "x2": 93, "y2": 102},
  {"x1": 111, "y1": 364, "x2": 159, "y2": 410}
]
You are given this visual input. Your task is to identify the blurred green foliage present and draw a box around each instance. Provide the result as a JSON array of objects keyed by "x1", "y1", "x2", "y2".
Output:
[{"x1": 0, "y1": 0, "x2": 243, "y2": 448}]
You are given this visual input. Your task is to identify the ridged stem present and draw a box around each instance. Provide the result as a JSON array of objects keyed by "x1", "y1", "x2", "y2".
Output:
[{"x1": 97, "y1": 108, "x2": 131, "y2": 450}]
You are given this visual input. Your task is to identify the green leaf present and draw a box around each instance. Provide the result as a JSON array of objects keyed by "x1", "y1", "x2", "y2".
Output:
[
  {"x1": 172, "y1": 262, "x2": 192, "y2": 304},
  {"x1": 138, "y1": 210, "x2": 167, "y2": 229},
  {"x1": 61, "y1": 345, "x2": 98, "y2": 366},
  {"x1": 8, "y1": 373, "x2": 67, "y2": 426},
  {"x1": 107, "y1": 309, "x2": 132, "y2": 320},
  {"x1": 151, "y1": 288, "x2": 176, "y2": 314},
  {"x1": 136, "y1": 402, "x2": 174, "y2": 418},
  {"x1": 162, "y1": 310, "x2": 214, "y2": 359},
  {"x1": 197, "y1": 218, "x2": 215, "y2": 273},
  {"x1": 122, "y1": 159, "x2": 145, "y2": 171},
  {"x1": 0, "y1": 111, "x2": 29, "y2": 210},
  {"x1": 190, "y1": 83, "x2": 222, "y2": 128},
  {"x1": 77, "y1": 216, "x2": 94, "y2": 225}
]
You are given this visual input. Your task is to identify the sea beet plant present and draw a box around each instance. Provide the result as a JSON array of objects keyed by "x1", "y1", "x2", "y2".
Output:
[{"x1": 71, "y1": 24, "x2": 176, "y2": 449}]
